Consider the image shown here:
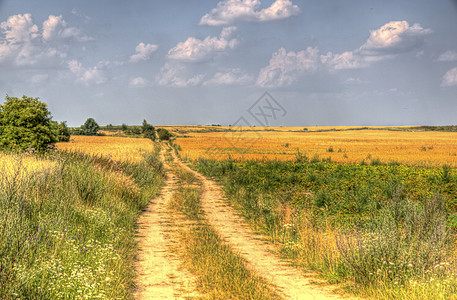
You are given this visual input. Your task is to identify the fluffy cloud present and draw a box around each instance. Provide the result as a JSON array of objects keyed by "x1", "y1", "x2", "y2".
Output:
[
  {"x1": 441, "y1": 67, "x2": 457, "y2": 87},
  {"x1": 42, "y1": 15, "x2": 90, "y2": 42},
  {"x1": 359, "y1": 21, "x2": 432, "y2": 55},
  {"x1": 257, "y1": 47, "x2": 319, "y2": 87},
  {"x1": 204, "y1": 68, "x2": 253, "y2": 85},
  {"x1": 437, "y1": 50, "x2": 457, "y2": 62},
  {"x1": 68, "y1": 60, "x2": 106, "y2": 85},
  {"x1": 200, "y1": 0, "x2": 300, "y2": 26},
  {"x1": 322, "y1": 20, "x2": 431, "y2": 70},
  {"x1": 130, "y1": 42, "x2": 158, "y2": 63},
  {"x1": 156, "y1": 62, "x2": 205, "y2": 87},
  {"x1": 130, "y1": 76, "x2": 149, "y2": 87},
  {"x1": 257, "y1": 20, "x2": 432, "y2": 86},
  {"x1": 0, "y1": 13, "x2": 90, "y2": 66},
  {"x1": 167, "y1": 27, "x2": 238, "y2": 62}
]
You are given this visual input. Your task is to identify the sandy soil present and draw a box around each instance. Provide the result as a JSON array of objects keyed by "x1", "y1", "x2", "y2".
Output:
[{"x1": 134, "y1": 151, "x2": 198, "y2": 299}]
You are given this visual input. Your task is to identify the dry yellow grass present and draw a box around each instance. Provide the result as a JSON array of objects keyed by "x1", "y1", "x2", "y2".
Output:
[
  {"x1": 0, "y1": 153, "x2": 56, "y2": 181},
  {"x1": 56, "y1": 136, "x2": 155, "y2": 163},
  {"x1": 174, "y1": 128, "x2": 457, "y2": 167}
]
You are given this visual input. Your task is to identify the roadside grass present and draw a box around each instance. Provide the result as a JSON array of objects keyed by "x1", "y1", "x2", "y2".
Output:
[
  {"x1": 166, "y1": 150, "x2": 279, "y2": 299},
  {"x1": 193, "y1": 157, "x2": 457, "y2": 300},
  {"x1": 0, "y1": 146, "x2": 164, "y2": 299}
]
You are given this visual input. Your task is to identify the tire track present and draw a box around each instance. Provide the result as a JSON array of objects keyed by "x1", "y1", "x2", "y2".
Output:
[{"x1": 134, "y1": 149, "x2": 198, "y2": 299}]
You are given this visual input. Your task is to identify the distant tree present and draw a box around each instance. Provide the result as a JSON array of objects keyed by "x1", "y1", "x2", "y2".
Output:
[
  {"x1": 0, "y1": 95, "x2": 57, "y2": 152},
  {"x1": 80, "y1": 118, "x2": 100, "y2": 136},
  {"x1": 142, "y1": 119, "x2": 156, "y2": 141},
  {"x1": 121, "y1": 123, "x2": 128, "y2": 131},
  {"x1": 157, "y1": 128, "x2": 172, "y2": 141},
  {"x1": 106, "y1": 123, "x2": 114, "y2": 130}
]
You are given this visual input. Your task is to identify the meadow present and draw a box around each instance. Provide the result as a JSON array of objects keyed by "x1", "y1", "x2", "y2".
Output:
[{"x1": 0, "y1": 138, "x2": 163, "y2": 299}]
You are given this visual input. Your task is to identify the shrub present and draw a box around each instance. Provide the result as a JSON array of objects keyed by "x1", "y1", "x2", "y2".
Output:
[
  {"x1": 157, "y1": 128, "x2": 172, "y2": 141},
  {"x1": 80, "y1": 118, "x2": 100, "y2": 136},
  {"x1": 0, "y1": 95, "x2": 58, "y2": 152}
]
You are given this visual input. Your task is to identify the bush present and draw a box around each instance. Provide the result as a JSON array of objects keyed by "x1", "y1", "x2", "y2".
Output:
[
  {"x1": 0, "y1": 95, "x2": 58, "y2": 152},
  {"x1": 142, "y1": 119, "x2": 156, "y2": 141},
  {"x1": 80, "y1": 118, "x2": 100, "y2": 136},
  {"x1": 157, "y1": 128, "x2": 172, "y2": 141}
]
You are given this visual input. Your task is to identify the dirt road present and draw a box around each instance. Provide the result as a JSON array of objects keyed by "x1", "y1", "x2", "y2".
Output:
[{"x1": 134, "y1": 151, "x2": 198, "y2": 299}]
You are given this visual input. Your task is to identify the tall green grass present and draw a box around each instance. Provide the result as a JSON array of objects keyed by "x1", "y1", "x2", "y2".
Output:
[{"x1": 0, "y1": 149, "x2": 164, "y2": 299}]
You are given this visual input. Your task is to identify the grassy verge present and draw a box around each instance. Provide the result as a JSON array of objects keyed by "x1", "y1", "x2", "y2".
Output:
[
  {"x1": 192, "y1": 157, "x2": 457, "y2": 299},
  {"x1": 166, "y1": 150, "x2": 279, "y2": 299},
  {"x1": 0, "y1": 147, "x2": 164, "y2": 299}
]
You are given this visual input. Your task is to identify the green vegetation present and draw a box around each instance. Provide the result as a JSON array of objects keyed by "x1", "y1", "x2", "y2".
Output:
[
  {"x1": 80, "y1": 117, "x2": 100, "y2": 136},
  {"x1": 141, "y1": 119, "x2": 156, "y2": 141},
  {"x1": 0, "y1": 95, "x2": 58, "y2": 152},
  {"x1": 0, "y1": 148, "x2": 164, "y2": 299},
  {"x1": 52, "y1": 120, "x2": 71, "y2": 142},
  {"x1": 193, "y1": 156, "x2": 457, "y2": 299},
  {"x1": 157, "y1": 128, "x2": 172, "y2": 141}
]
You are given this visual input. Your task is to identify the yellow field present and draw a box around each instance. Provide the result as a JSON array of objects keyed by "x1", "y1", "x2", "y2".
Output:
[
  {"x1": 173, "y1": 128, "x2": 457, "y2": 167},
  {"x1": 56, "y1": 136, "x2": 155, "y2": 163},
  {"x1": 0, "y1": 153, "x2": 56, "y2": 181}
]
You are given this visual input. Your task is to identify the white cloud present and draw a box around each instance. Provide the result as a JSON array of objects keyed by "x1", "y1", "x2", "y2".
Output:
[
  {"x1": 200, "y1": 0, "x2": 300, "y2": 26},
  {"x1": 322, "y1": 20, "x2": 431, "y2": 70},
  {"x1": 320, "y1": 51, "x2": 385, "y2": 70},
  {"x1": 156, "y1": 62, "x2": 205, "y2": 87},
  {"x1": 256, "y1": 20, "x2": 432, "y2": 86},
  {"x1": 130, "y1": 42, "x2": 158, "y2": 63},
  {"x1": 441, "y1": 67, "x2": 457, "y2": 87},
  {"x1": 438, "y1": 50, "x2": 457, "y2": 62},
  {"x1": 256, "y1": 47, "x2": 319, "y2": 87},
  {"x1": 42, "y1": 15, "x2": 91, "y2": 42},
  {"x1": 167, "y1": 27, "x2": 238, "y2": 62},
  {"x1": 359, "y1": 21, "x2": 432, "y2": 55},
  {"x1": 204, "y1": 68, "x2": 253, "y2": 85},
  {"x1": 130, "y1": 76, "x2": 149, "y2": 87},
  {"x1": 343, "y1": 77, "x2": 368, "y2": 85},
  {"x1": 68, "y1": 60, "x2": 106, "y2": 85},
  {"x1": 0, "y1": 13, "x2": 90, "y2": 66}
]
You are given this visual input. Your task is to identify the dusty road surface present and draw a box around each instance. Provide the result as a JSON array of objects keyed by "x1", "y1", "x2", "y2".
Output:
[
  {"x1": 169, "y1": 149, "x2": 354, "y2": 300},
  {"x1": 134, "y1": 151, "x2": 198, "y2": 299}
]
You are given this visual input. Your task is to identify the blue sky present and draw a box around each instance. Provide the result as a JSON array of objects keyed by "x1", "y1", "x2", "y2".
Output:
[{"x1": 0, "y1": 0, "x2": 456, "y2": 126}]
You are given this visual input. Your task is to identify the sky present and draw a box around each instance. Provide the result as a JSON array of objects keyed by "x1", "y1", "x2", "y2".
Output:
[{"x1": 0, "y1": 0, "x2": 456, "y2": 127}]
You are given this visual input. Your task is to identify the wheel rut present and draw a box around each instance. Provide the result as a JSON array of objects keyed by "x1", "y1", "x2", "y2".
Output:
[{"x1": 134, "y1": 149, "x2": 198, "y2": 299}]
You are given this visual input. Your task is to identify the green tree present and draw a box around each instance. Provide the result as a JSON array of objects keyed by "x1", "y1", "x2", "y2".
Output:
[
  {"x1": 50, "y1": 121, "x2": 71, "y2": 142},
  {"x1": 142, "y1": 119, "x2": 156, "y2": 141},
  {"x1": 0, "y1": 95, "x2": 57, "y2": 152},
  {"x1": 80, "y1": 118, "x2": 100, "y2": 136},
  {"x1": 57, "y1": 121, "x2": 71, "y2": 142}
]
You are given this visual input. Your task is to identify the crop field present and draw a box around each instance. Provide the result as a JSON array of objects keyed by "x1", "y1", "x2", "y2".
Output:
[
  {"x1": 57, "y1": 135, "x2": 155, "y2": 162},
  {"x1": 173, "y1": 127, "x2": 457, "y2": 167},
  {"x1": 0, "y1": 152, "x2": 56, "y2": 179}
]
